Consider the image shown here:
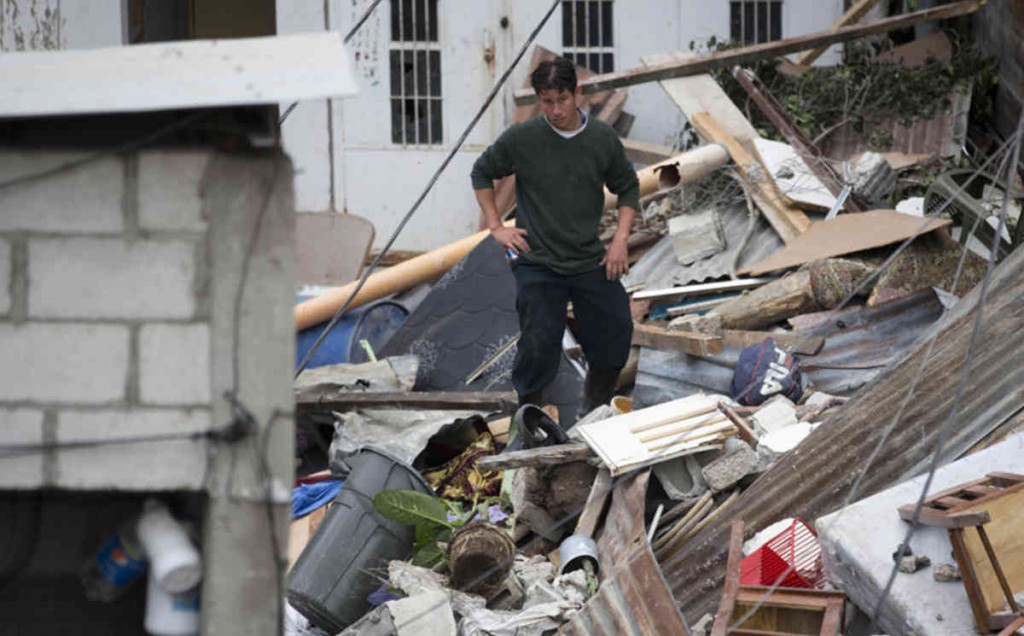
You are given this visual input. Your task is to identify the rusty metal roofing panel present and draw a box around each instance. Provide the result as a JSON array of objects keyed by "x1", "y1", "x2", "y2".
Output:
[
  {"x1": 561, "y1": 471, "x2": 690, "y2": 636},
  {"x1": 634, "y1": 289, "x2": 944, "y2": 407},
  {"x1": 821, "y1": 89, "x2": 971, "y2": 160},
  {"x1": 623, "y1": 203, "x2": 784, "y2": 289},
  {"x1": 659, "y1": 243, "x2": 1024, "y2": 623}
]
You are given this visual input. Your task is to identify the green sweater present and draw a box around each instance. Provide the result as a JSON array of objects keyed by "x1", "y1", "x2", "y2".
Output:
[{"x1": 470, "y1": 115, "x2": 640, "y2": 274}]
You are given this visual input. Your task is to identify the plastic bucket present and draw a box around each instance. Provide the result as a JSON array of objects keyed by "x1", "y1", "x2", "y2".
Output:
[
  {"x1": 294, "y1": 300, "x2": 408, "y2": 370},
  {"x1": 287, "y1": 446, "x2": 433, "y2": 633}
]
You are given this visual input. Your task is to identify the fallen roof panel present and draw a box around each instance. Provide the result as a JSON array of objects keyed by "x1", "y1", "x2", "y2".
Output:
[{"x1": 0, "y1": 32, "x2": 358, "y2": 117}]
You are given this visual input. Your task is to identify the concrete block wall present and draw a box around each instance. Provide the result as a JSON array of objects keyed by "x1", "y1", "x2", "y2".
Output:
[{"x1": 0, "y1": 149, "x2": 219, "y2": 490}]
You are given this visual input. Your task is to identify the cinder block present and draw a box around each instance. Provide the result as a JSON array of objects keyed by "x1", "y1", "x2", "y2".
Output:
[
  {"x1": 29, "y1": 238, "x2": 196, "y2": 319},
  {"x1": 0, "y1": 324, "x2": 129, "y2": 404},
  {"x1": 139, "y1": 324, "x2": 211, "y2": 405},
  {"x1": 701, "y1": 444, "x2": 758, "y2": 492},
  {"x1": 139, "y1": 151, "x2": 211, "y2": 232},
  {"x1": 0, "y1": 408, "x2": 45, "y2": 488},
  {"x1": 0, "y1": 152, "x2": 123, "y2": 233},
  {"x1": 55, "y1": 408, "x2": 211, "y2": 490},
  {"x1": 0, "y1": 238, "x2": 10, "y2": 315}
]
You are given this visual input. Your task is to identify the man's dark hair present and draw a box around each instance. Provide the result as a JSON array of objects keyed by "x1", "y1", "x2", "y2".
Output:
[{"x1": 530, "y1": 57, "x2": 577, "y2": 94}]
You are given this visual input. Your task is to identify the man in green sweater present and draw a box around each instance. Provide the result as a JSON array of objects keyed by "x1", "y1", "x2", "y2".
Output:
[{"x1": 470, "y1": 57, "x2": 640, "y2": 419}]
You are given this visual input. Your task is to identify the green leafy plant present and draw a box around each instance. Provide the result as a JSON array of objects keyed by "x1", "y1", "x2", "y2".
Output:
[{"x1": 373, "y1": 490, "x2": 461, "y2": 567}]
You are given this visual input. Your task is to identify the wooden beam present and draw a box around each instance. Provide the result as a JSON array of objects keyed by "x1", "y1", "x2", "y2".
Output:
[
  {"x1": 722, "y1": 329, "x2": 826, "y2": 356},
  {"x1": 710, "y1": 520, "x2": 746, "y2": 636},
  {"x1": 659, "y1": 230, "x2": 1024, "y2": 622},
  {"x1": 573, "y1": 468, "x2": 613, "y2": 538},
  {"x1": 691, "y1": 112, "x2": 811, "y2": 243},
  {"x1": 513, "y1": 0, "x2": 987, "y2": 105},
  {"x1": 633, "y1": 277, "x2": 775, "y2": 302},
  {"x1": 795, "y1": 0, "x2": 884, "y2": 67},
  {"x1": 732, "y1": 68, "x2": 868, "y2": 213},
  {"x1": 620, "y1": 138, "x2": 676, "y2": 165},
  {"x1": 632, "y1": 322, "x2": 724, "y2": 356},
  {"x1": 476, "y1": 442, "x2": 595, "y2": 471},
  {"x1": 295, "y1": 390, "x2": 516, "y2": 413}
]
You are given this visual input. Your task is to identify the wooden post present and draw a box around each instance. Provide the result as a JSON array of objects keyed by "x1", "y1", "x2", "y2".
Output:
[{"x1": 795, "y1": 0, "x2": 884, "y2": 67}]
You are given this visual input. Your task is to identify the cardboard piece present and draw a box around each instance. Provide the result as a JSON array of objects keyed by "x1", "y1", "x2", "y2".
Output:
[
  {"x1": 296, "y1": 212, "x2": 374, "y2": 286},
  {"x1": 739, "y1": 210, "x2": 951, "y2": 276}
]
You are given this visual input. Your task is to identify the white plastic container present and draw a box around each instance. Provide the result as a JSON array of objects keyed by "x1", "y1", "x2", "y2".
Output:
[
  {"x1": 144, "y1": 571, "x2": 200, "y2": 636},
  {"x1": 137, "y1": 499, "x2": 202, "y2": 593}
]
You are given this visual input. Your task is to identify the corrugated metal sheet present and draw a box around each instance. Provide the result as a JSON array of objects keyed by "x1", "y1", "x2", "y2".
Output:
[
  {"x1": 634, "y1": 289, "x2": 944, "y2": 407},
  {"x1": 821, "y1": 89, "x2": 971, "y2": 160},
  {"x1": 659, "y1": 243, "x2": 1024, "y2": 623},
  {"x1": 561, "y1": 471, "x2": 690, "y2": 636},
  {"x1": 0, "y1": 32, "x2": 358, "y2": 117},
  {"x1": 623, "y1": 203, "x2": 784, "y2": 289}
]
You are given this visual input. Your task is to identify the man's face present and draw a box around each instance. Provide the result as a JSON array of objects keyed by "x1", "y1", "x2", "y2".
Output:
[{"x1": 537, "y1": 87, "x2": 580, "y2": 131}]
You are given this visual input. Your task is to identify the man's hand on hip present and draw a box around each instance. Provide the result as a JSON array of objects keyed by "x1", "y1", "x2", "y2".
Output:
[
  {"x1": 601, "y1": 235, "x2": 629, "y2": 280},
  {"x1": 491, "y1": 226, "x2": 530, "y2": 255}
]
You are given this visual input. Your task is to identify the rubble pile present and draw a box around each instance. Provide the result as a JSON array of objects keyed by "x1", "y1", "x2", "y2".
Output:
[{"x1": 287, "y1": 14, "x2": 1024, "y2": 636}]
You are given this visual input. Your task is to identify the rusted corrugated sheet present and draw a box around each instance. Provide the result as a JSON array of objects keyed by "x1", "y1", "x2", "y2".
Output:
[
  {"x1": 561, "y1": 471, "x2": 690, "y2": 636},
  {"x1": 822, "y1": 89, "x2": 971, "y2": 160},
  {"x1": 658, "y1": 243, "x2": 1024, "y2": 623}
]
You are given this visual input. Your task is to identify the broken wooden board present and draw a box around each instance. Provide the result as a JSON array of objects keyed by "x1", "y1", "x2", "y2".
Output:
[
  {"x1": 631, "y1": 322, "x2": 724, "y2": 357},
  {"x1": 295, "y1": 389, "x2": 516, "y2": 413},
  {"x1": 740, "y1": 210, "x2": 952, "y2": 276},
  {"x1": 476, "y1": 442, "x2": 594, "y2": 471},
  {"x1": 577, "y1": 394, "x2": 735, "y2": 475},
  {"x1": 754, "y1": 137, "x2": 837, "y2": 212},
  {"x1": 641, "y1": 50, "x2": 759, "y2": 153},
  {"x1": 513, "y1": 0, "x2": 986, "y2": 105},
  {"x1": 722, "y1": 329, "x2": 825, "y2": 356},
  {"x1": 691, "y1": 112, "x2": 812, "y2": 243},
  {"x1": 296, "y1": 212, "x2": 374, "y2": 286}
]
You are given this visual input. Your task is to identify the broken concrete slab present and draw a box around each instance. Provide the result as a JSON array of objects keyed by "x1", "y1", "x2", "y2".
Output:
[
  {"x1": 388, "y1": 591, "x2": 456, "y2": 636},
  {"x1": 294, "y1": 355, "x2": 419, "y2": 392},
  {"x1": 759, "y1": 421, "x2": 816, "y2": 455},
  {"x1": 816, "y1": 433, "x2": 1024, "y2": 636},
  {"x1": 668, "y1": 208, "x2": 726, "y2": 264},
  {"x1": 750, "y1": 397, "x2": 798, "y2": 436},
  {"x1": 701, "y1": 442, "x2": 758, "y2": 492},
  {"x1": 851, "y1": 152, "x2": 897, "y2": 206},
  {"x1": 754, "y1": 138, "x2": 838, "y2": 212}
]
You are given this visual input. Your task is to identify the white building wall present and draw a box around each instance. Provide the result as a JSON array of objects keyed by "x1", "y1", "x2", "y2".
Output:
[
  {"x1": 280, "y1": 0, "x2": 845, "y2": 250},
  {"x1": 0, "y1": 0, "x2": 122, "y2": 51}
]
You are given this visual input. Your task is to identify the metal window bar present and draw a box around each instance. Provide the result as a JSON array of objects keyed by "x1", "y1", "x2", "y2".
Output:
[
  {"x1": 562, "y1": 0, "x2": 613, "y2": 73},
  {"x1": 390, "y1": 0, "x2": 442, "y2": 146}
]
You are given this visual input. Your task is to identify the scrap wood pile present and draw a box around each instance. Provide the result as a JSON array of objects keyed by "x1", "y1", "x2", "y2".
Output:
[{"x1": 286, "y1": 4, "x2": 1024, "y2": 635}]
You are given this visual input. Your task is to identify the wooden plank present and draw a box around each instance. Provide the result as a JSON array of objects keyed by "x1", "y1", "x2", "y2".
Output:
[
  {"x1": 620, "y1": 138, "x2": 676, "y2": 165},
  {"x1": 722, "y1": 330, "x2": 826, "y2": 356},
  {"x1": 475, "y1": 442, "x2": 594, "y2": 471},
  {"x1": 573, "y1": 468, "x2": 613, "y2": 538},
  {"x1": 794, "y1": 0, "x2": 884, "y2": 66},
  {"x1": 513, "y1": 0, "x2": 987, "y2": 105},
  {"x1": 295, "y1": 389, "x2": 517, "y2": 413},
  {"x1": 950, "y1": 527, "x2": 993, "y2": 633},
  {"x1": 710, "y1": 520, "x2": 746, "y2": 636},
  {"x1": 642, "y1": 50, "x2": 759, "y2": 152},
  {"x1": 691, "y1": 112, "x2": 811, "y2": 243},
  {"x1": 996, "y1": 615, "x2": 1024, "y2": 636},
  {"x1": 720, "y1": 404, "x2": 759, "y2": 446},
  {"x1": 632, "y1": 322, "x2": 724, "y2": 356}
]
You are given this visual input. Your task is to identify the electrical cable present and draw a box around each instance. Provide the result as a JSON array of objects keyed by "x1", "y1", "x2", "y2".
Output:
[
  {"x1": 294, "y1": 0, "x2": 565, "y2": 378},
  {"x1": 278, "y1": 0, "x2": 387, "y2": 126}
]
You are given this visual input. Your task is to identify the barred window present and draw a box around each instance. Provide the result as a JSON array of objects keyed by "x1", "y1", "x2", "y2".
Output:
[
  {"x1": 730, "y1": 0, "x2": 782, "y2": 46},
  {"x1": 389, "y1": 0, "x2": 442, "y2": 145},
  {"x1": 561, "y1": 0, "x2": 614, "y2": 74}
]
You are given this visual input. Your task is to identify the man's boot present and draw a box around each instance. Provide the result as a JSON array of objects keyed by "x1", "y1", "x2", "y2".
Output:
[{"x1": 579, "y1": 368, "x2": 620, "y2": 419}]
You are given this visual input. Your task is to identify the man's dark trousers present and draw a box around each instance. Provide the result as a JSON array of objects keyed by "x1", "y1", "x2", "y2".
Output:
[{"x1": 511, "y1": 261, "x2": 632, "y2": 401}]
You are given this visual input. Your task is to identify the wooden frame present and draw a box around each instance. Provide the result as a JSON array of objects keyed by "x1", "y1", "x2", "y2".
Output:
[{"x1": 899, "y1": 473, "x2": 1024, "y2": 633}]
